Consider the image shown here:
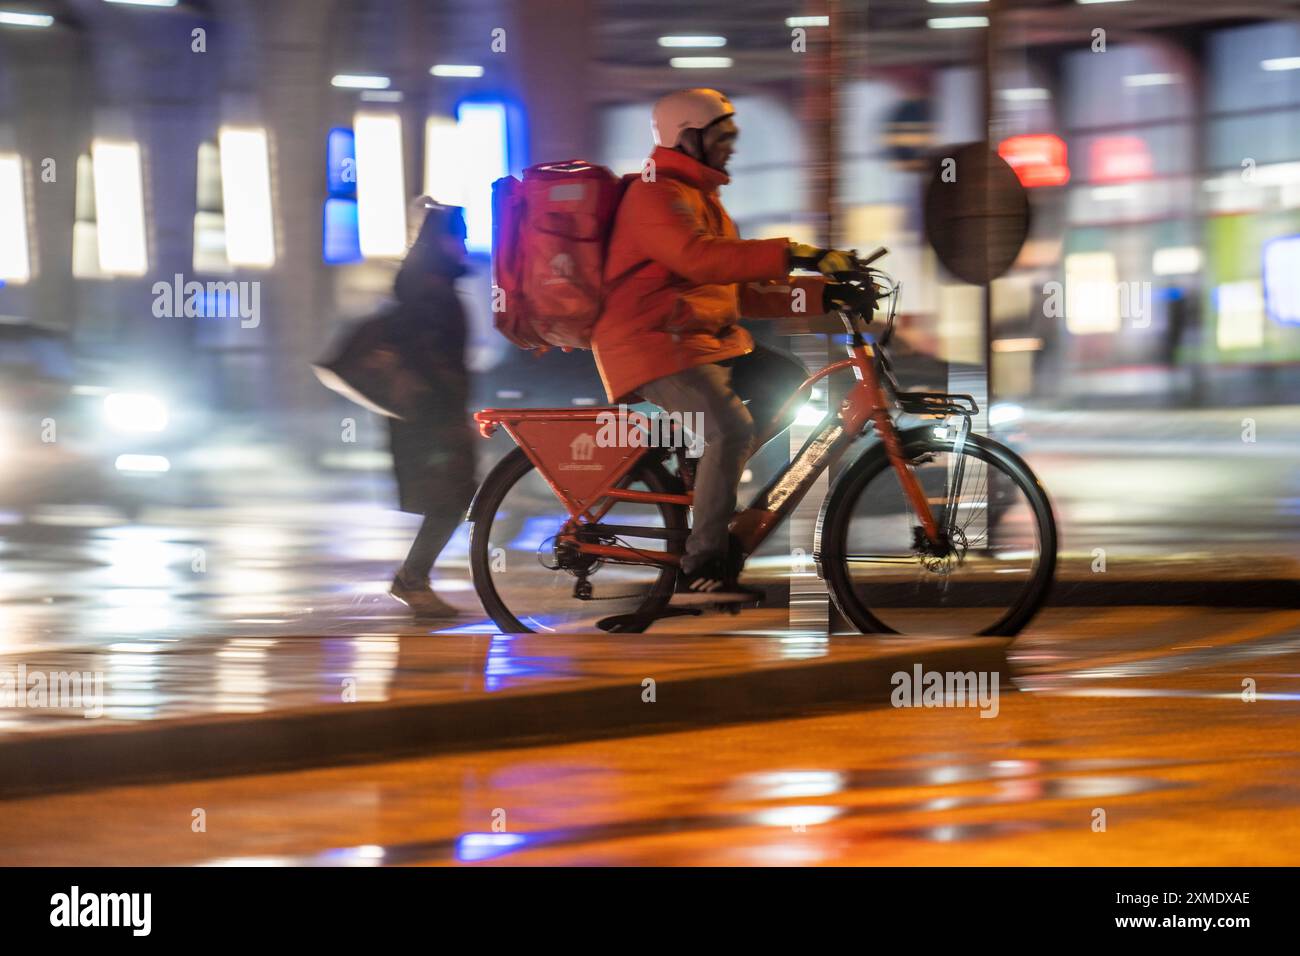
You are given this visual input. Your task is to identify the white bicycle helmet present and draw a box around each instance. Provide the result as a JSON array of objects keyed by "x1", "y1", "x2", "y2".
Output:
[{"x1": 651, "y1": 88, "x2": 735, "y2": 148}]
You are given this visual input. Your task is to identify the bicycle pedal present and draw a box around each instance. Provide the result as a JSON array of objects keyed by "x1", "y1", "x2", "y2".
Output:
[{"x1": 596, "y1": 607, "x2": 703, "y2": 633}]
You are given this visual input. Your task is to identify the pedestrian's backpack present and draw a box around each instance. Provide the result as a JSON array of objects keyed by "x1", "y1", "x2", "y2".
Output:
[{"x1": 491, "y1": 160, "x2": 629, "y2": 350}]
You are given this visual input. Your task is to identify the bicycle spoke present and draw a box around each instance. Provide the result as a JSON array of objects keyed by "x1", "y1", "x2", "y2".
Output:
[{"x1": 832, "y1": 439, "x2": 1046, "y2": 637}]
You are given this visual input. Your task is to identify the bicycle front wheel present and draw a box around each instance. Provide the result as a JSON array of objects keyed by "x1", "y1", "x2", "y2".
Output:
[
  {"x1": 818, "y1": 427, "x2": 1057, "y2": 638},
  {"x1": 469, "y1": 448, "x2": 688, "y2": 634}
]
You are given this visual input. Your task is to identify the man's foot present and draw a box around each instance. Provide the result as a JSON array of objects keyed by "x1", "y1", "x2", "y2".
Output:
[
  {"x1": 389, "y1": 572, "x2": 460, "y2": 617},
  {"x1": 671, "y1": 556, "x2": 764, "y2": 606}
]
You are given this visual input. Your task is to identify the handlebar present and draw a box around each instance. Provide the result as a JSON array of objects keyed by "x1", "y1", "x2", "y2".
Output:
[
  {"x1": 858, "y1": 246, "x2": 888, "y2": 268},
  {"x1": 829, "y1": 246, "x2": 899, "y2": 347}
]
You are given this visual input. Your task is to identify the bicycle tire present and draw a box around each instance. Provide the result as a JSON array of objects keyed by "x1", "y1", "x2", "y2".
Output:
[
  {"x1": 816, "y1": 427, "x2": 1057, "y2": 638},
  {"x1": 469, "y1": 447, "x2": 688, "y2": 634}
]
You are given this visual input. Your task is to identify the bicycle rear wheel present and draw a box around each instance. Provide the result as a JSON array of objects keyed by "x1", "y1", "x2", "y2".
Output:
[
  {"x1": 818, "y1": 427, "x2": 1056, "y2": 638},
  {"x1": 469, "y1": 448, "x2": 688, "y2": 634}
]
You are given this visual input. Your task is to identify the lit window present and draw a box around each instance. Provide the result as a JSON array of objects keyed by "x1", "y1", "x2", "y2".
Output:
[
  {"x1": 353, "y1": 113, "x2": 407, "y2": 258},
  {"x1": 1216, "y1": 280, "x2": 1265, "y2": 349},
  {"x1": 1064, "y1": 252, "x2": 1121, "y2": 334},
  {"x1": 456, "y1": 101, "x2": 509, "y2": 254},
  {"x1": 91, "y1": 140, "x2": 149, "y2": 276},
  {"x1": 218, "y1": 127, "x2": 276, "y2": 268},
  {"x1": 0, "y1": 154, "x2": 32, "y2": 283}
]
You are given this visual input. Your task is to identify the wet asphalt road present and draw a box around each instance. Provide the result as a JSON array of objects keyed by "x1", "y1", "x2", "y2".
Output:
[{"x1": 1, "y1": 606, "x2": 1297, "y2": 865}]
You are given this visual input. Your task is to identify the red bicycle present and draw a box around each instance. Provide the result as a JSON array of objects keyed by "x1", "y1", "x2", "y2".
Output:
[{"x1": 469, "y1": 248, "x2": 1057, "y2": 637}]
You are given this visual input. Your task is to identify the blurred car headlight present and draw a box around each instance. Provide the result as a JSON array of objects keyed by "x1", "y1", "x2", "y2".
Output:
[{"x1": 103, "y1": 392, "x2": 169, "y2": 432}]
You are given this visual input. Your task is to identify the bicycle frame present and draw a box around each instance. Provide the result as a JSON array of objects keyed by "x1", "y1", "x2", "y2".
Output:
[{"x1": 473, "y1": 310, "x2": 949, "y2": 571}]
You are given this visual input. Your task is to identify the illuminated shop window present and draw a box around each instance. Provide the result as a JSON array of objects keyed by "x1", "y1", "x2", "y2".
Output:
[
  {"x1": 0, "y1": 153, "x2": 32, "y2": 284},
  {"x1": 91, "y1": 140, "x2": 149, "y2": 276},
  {"x1": 219, "y1": 127, "x2": 276, "y2": 268},
  {"x1": 354, "y1": 112, "x2": 407, "y2": 258},
  {"x1": 1064, "y1": 251, "x2": 1122, "y2": 335},
  {"x1": 1215, "y1": 280, "x2": 1265, "y2": 350}
]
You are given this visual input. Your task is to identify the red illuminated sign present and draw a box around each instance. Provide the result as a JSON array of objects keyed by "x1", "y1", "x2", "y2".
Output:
[
  {"x1": 997, "y1": 134, "x2": 1070, "y2": 188},
  {"x1": 1089, "y1": 135, "x2": 1153, "y2": 183}
]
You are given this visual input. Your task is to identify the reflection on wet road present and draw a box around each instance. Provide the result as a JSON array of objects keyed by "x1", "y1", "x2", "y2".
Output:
[{"x1": 1, "y1": 606, "x2": 1297, "y2": 866}]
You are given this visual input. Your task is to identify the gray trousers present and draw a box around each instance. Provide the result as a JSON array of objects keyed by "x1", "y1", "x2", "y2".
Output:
[{"x1": 638, "y1": 344, "x2": 807, "y2": 575}]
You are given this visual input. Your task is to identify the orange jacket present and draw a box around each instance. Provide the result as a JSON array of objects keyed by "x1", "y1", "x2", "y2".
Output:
[{"x1": 591, "y1": 146, "x2": 825, "y2": 402}]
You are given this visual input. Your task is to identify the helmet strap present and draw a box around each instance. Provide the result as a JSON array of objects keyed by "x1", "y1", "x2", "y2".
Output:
[{"x1": 676, "y1": 127, "x2": 706, "y2": 164}]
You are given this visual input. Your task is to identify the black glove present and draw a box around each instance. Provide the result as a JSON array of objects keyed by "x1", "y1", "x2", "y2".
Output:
[{"x1": 823, "y1": 281, "x2": 875, "y2": 315}]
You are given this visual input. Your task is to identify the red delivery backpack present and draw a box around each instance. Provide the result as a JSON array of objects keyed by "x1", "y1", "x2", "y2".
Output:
[{"x1": 491, "y1": 160, "x2": 629, "y2": 350}]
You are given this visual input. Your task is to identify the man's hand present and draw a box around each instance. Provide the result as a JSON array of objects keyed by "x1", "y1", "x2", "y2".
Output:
[
  {"x1": 822, "y1": 281, "x2": 875, "y2": 315},
  {"x1": 789, "y1": 242, "x2": 856, "y2": 276}
]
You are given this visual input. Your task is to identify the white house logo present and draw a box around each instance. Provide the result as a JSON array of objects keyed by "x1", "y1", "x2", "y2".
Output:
[
  {"x1": 543, "y1": 253, "x2": 575, "y2": 285},
  {"x1": 559, "y1": 432, "x2": 603, "y2": 472},
  {"x1": 570, "y1": 433, "x2": 595, "y2": 460}
]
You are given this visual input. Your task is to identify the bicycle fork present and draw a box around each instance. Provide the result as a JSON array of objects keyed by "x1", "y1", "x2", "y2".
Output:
[{"x1": 854, "y1": 339, "x2": 945, "y2": 549}]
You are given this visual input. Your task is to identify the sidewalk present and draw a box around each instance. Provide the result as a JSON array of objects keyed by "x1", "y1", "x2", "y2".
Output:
[{"x1": 0, "y1": 627, "x2": 1006, "y2": 798}]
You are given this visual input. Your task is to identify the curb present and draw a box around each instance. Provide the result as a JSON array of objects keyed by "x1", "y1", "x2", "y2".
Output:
[{"x1": 1, "y1": 638, "x2": 1007, "y2": 799}]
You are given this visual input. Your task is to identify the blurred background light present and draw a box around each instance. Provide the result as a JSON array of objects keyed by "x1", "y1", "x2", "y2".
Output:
[
  {"x1": 103, "y1": 392, "x2": 169, "y2": 432},
  {"x1": 455, "y1": 832, "x2": 528, "y2": 863},
  {"x1": 1263, "y1": 235, "x2": 1300, "y2": 326},
  {"x1": 1261, "y1": 57, "x2": 1300, "y2": 71},
  {"x1": 1152, "y1": 246, "x2": 1202, "y2": 276},
  {"x1": 657, "y1": 36, "x2": 726, "y2": 47},
  {"x1": 322, "y1": 199, "x2": 361, "y2": 264},
  {"x1": 331, "y1": 74, "x2": 390, "y2": 90},
  {"x1": 104, "y1": 0, "x2": 178, "y2": 6},
  {"x1": 1215, "y1": 280, "x2": 1265, "y2": 350},
  {"x1": 998, "y1": 134, "x2": 1070, "y2": 188},
  {"x1": 1000, "y1": 87, "x2": 1049, "y2": 103},
  {"x1": 989, "y1": 402, "x2": 1026, "y2": 426},
  {"x1": 0, "y1": 154, "x2": 31, "y2": 283},
  {"x1": 114, "y1": 454, "x2": 171, "y2": 473},
  {"x1": 1124, "y1": 73, "x2": 1178, "y2": 87},
  {"x1": 325, "y1": 127, "x2": 356, "y2": 198},
  {"x1": 927, "y1": 17, "x2": 989, "y2": 29},
  {"x1": 423, "y1": 114, "x2": 464, "y2": 206},
  {"x1": 353, "y1": 113, "x2": 407, "y2": 258},
  {"x1": 785, "y1": 16, "x2": 828, "y2": 27},
  {"x1": 90, "y1": 140, "x2": 148, "y2": 277},
  {"x1": 0, "y1": 11, "x2": 54, "y2": 27},
  {"x1": 218, "y1": 127, "x2": 276, "y2": 268},
  {"x1": 430, "y1": 64, "x2": 484, "y2": 78},
  {"x1": 1089, "y1": 135, "x2": 1153, "y2": 183},
  {"x1": 1064, "y1": 252, "x2": 1121, "y2": 335},
  {"x1": 991, "y1": 339, "x2": 1043, "y2": 353},
  {"x1": 455, "y1": 101, "x2": 508, "y2": 254},
  {"x1": 669, "y1": 57, "x2": 733, "y2": 69}
]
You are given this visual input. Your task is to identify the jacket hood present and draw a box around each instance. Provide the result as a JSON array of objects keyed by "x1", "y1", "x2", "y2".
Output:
[
  {"x1": 394, "y1": 243, "x2": 465, "y2": 304},
  {"x1": 650, "y1": 145, "x2": 730, "y2": 192}
]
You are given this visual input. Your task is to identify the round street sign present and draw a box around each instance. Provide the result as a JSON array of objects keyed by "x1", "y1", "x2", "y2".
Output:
[{"x1": 923, "y1": 142, "x2": 1031, "y2": 285}]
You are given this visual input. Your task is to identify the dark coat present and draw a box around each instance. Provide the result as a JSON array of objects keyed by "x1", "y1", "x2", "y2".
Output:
[{"x1": 387, "y1": 261, "x2": 477, "y2": 515}]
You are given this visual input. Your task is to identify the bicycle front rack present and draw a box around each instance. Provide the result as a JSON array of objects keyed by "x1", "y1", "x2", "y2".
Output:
[{"x1": 894, "y1": 391, "x2": 979, "y2": 419}]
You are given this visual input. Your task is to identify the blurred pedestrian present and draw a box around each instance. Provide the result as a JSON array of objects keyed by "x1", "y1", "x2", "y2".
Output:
[{"x1": 386, "y1": 199, "x2": 478, "y2": 616}]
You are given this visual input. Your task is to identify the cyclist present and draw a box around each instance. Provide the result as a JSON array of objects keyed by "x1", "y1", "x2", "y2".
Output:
[{"x1": 592, "y1": 88, "x2": 866, "y2": 601}]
